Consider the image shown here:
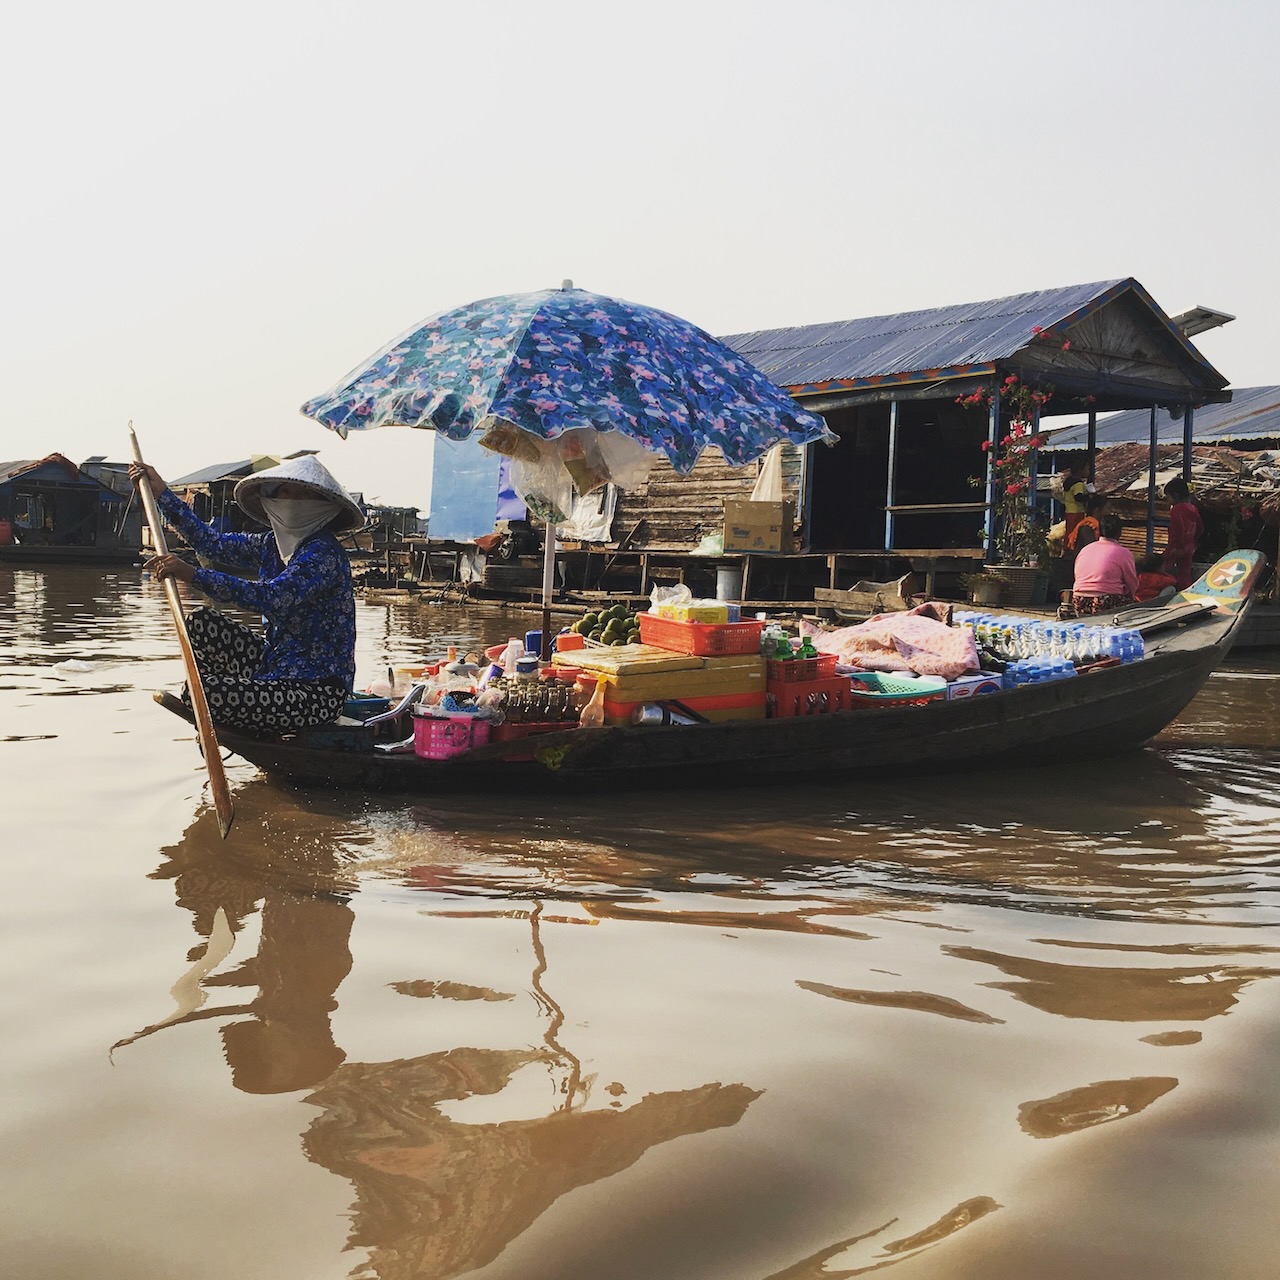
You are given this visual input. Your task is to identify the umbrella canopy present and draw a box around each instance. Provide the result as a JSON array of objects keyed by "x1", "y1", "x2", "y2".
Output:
[{"x1": 301, "y1": 284, "x2": 835, "y2": 521}]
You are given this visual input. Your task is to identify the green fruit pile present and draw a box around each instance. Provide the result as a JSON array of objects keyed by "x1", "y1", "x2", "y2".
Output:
[{"x1": 569, "y1": 604, "x2": 642, "y2": 646}]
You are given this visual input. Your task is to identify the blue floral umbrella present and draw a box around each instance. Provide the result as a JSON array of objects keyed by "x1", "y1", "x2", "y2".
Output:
[
  {"x1": 302, "y1": 283, "x2": 834, "y2": 510},
  {"x1": 301, "y1": 283, "x2": 836, "y2": 651}
]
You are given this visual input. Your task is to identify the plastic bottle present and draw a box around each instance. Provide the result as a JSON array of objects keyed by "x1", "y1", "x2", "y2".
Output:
[
  {"x1": 577, "y1": 675, "x2": 609, "y2": 729},
  {"x1": 773, "y1": 633, "x2": 795, "y2": 660},
  {"x1": 1117, "y1": 629, "x2": 1142, "y2": 663},
  {"x1": 797, "y1": 635, "x2": 819, "y2": 660},
  {"x1": 501, "y1": 637, "x2": 523, "y2": 677}
]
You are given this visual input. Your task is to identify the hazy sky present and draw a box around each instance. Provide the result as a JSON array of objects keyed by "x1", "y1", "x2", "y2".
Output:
[{"x1": 5, "y1": 0, "x2": 1277, "y2": 509}]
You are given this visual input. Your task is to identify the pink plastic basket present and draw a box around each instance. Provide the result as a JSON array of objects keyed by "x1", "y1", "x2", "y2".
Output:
[{"x1": 412, "y1": 711, "x2": 491, "y2": 759}]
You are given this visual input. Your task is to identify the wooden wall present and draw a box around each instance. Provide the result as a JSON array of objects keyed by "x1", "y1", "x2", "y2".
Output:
[{"x1": 611, "y1": 446, "x2": 804, "y2": 550}]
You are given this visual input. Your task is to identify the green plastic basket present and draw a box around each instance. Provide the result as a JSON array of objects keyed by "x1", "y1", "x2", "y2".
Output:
[{"x1": 847, "y1": 671, "x2": 947, "y2": 705}]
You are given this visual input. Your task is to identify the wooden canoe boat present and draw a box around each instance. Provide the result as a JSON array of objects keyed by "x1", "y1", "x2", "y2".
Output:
[{"x1": 155, "y1": 551, "x2": 1268, "y2": 794}]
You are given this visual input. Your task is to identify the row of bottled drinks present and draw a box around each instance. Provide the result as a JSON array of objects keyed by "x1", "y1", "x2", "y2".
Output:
[{"x1": 952, "y1": 611, "x2": 1146, "y2": 683}]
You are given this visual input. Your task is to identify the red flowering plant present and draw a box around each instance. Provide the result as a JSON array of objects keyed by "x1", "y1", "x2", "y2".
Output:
[{"x1": 958, "y1": 374, "x2": 1052, "y2": 565}]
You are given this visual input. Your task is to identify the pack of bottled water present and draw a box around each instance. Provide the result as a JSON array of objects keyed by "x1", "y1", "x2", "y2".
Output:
[{"x1": 953, "y1": 612, "x2": 1145, "y2": 674}]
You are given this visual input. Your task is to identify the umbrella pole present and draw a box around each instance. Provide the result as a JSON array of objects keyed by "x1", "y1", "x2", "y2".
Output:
[{"x1": 540, "y1": 524, "x2": 555, "y2": 661}]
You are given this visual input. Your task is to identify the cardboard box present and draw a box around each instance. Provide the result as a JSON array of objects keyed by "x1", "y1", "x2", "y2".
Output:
[
  {"x1": 657, "y1": 602, "x2": 731, "y2": 624},
  {"x1": 723, "y1": 499, "x2": 796, "y2": 554},
  {"x1": 945, "y1": 674, "x2": 1004, "y2": 700}
]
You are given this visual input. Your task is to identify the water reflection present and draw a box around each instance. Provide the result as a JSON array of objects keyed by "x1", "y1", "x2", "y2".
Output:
[
  {"x1": 762, "y1": 1196, "x2": 1002, "y2": 1278},
  {"x1": 304, "y1": 1058, "x2": 758, "y2": 1280},
  {"x1": 115, "y1": 803, "x2": 358, "y2": 1093},
  {"x1": 946, "y1": 946, "x2": 1278, "y2": 1022},
  {"x1": 116, "y1": 799, "x2": 764, "y2": 1280},
  {"x1": 1017, "y1": 1077, "x2": 1178, "y2": 1138}
]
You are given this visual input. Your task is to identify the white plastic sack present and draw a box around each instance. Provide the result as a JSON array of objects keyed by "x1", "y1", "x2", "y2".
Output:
[{"x1": 750, "y1": 444, "x2": 785, "y2": 503}]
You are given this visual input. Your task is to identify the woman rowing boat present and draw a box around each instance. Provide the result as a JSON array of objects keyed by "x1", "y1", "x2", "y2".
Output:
[{"x1": 129, "y1": 455, "x2": 364, "y2": 734}]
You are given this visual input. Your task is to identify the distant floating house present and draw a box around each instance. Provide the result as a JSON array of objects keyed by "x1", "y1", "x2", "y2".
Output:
[
  {"x1": 1047, "y1": 385, "x2": 1280, "y2": 450},
  {"x1": 0, "y1": 453, "x2": 143, "y2": 563}
]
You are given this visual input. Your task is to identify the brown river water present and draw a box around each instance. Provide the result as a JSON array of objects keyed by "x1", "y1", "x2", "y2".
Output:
[{"x1": 4, "y1": 565, "x2": 1280, "y2": 1280}]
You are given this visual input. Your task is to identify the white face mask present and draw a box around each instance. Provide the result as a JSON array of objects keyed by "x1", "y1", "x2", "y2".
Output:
[{"x1": 260, "y1": 496, "x2": 341, "y2": 562}]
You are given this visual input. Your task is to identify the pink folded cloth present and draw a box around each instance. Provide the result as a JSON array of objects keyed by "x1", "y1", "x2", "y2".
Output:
[{"x1": 808, "y1": 603, "x2": 978, "y2": 682}]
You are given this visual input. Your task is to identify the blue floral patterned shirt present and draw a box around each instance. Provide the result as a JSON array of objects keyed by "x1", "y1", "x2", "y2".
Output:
[{"x1": 159, "y1": 489, "x2": 356, "y2": 690}]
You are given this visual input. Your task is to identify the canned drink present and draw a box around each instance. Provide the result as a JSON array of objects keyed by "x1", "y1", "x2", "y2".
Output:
[{"x1": 630, "y1": 703, "x2": 699, "y2": 726}]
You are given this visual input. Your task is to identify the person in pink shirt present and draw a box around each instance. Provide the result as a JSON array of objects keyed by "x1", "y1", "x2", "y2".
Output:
[{"x1": 1071, "y1": 514, "x2": 1139, "y2": 615}]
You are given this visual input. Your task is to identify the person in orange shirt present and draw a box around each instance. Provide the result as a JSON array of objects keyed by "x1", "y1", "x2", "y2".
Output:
[
  {"x1": 1135, "y1": 554, "x2": 1178, "y2": 602},
  {"x1": 1066, "y1": 493, "x2": 1108, "y2": 555}
]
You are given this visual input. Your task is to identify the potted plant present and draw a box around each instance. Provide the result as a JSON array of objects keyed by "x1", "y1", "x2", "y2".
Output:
[
  {"x1": 962, "y1": 569, "x2": 1009, "y2": 606},
  {"x1": 959, "y1": 374, "x2": 1060, "y2": 605}
]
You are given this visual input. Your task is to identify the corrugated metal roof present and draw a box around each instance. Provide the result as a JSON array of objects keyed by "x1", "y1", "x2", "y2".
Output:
[
  {"x1": 171, "y1": 449, "x2": 317, "y2": 487},
  {"x1": 170, "y1": 458, "x2": 257, "y2": 486},
  {"x1": 1047, "y1": 386, "x2": 1280, "y2": 449},
  {"x1": 722, "y1": 278, "x2": 1223, "y2": 396}
]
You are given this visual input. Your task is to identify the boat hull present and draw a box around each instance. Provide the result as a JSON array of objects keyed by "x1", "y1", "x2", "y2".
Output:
[{"x1": 156, "y1": 550, "x2": 1267, "y2": 796}]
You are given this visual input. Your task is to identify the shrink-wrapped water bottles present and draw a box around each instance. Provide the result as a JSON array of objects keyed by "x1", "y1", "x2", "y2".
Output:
[{"x1": 958, "y1": 611, "x2": 1144, "y2": 679}]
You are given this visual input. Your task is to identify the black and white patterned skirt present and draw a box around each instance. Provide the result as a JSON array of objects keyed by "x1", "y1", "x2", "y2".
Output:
[{"x1": 183, "y1": 607, "x2": 346, "y2": 735}]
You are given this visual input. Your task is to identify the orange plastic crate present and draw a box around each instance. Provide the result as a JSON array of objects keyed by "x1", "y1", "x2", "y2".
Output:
[
  {"x1": 638, "y1": 614, "x2": 763, "y2": 656},
  {"x1": 767, "y1": 675, "x2": 850, "y2": 718}
]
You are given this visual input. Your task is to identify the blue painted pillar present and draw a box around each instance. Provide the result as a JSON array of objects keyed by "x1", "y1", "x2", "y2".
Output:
[{"x1": 884, "y1": 399, "x2": 899, "y2": 549}]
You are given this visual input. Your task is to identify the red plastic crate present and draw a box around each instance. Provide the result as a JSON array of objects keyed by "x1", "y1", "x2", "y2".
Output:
[
  {"x1": 637, "y1": 613, "x2": 763, "y2": 656},
  {"x1": 490, "y1": 720, "x2": 577, "y2": 742},
  {"x1": 765, "y1": 653, "x2": 839, "y2": 683},
  {"x1": 489, "y1": 720, "x2": 577, "y2": 761},
  {"x1": 766, "y1": 674, "x2": 850, "y2": 718}
]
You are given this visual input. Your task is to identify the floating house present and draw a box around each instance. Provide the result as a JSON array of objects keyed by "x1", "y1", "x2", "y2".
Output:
[
  {"x1": 1048, "y1": 385, "x2": 1280, "y2": 451},
  {"x1": 0, "y1": 454, "x2": 142, "y2": 563},
  {"x1": 1047, "y1": 387, "x2": 1280, "y2": 577},
  {"x1": 569, "y1": 278, "x2": 1235, "y2": 601},
  {"x1": 721, "y1": 277, "x2": 1229, "y2": 551}
]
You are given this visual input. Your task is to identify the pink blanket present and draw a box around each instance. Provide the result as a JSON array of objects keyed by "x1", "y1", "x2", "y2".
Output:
[{"x1": 805, "y1": 603, "x2": 978, "y2": 681}]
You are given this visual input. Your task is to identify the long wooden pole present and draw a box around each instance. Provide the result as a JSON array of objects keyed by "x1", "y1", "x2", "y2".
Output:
[{"x1": 129, "y1": 425, "x2": 235, "y2": 838}]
